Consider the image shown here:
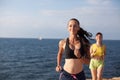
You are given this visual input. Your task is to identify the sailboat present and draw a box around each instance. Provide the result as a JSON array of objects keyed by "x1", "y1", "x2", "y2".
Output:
[{"x1": 38, "y1": 37, "x2": 42, "y2": 40}]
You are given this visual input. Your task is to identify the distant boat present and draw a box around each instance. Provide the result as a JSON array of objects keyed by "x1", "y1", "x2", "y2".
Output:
[{"x1": 38, "y1": 37, "x2": 42, "y2": 40}]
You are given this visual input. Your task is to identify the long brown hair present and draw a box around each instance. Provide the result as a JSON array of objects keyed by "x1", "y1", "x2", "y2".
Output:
[{"x1": 70, "y1": 18, "x2": 92, "y2": 57}]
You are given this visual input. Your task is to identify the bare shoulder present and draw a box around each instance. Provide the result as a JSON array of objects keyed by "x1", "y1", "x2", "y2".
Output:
[
  {"x1": 58, "y1": 39, "x2": 66, "y2": 48},
  {"x1": 90, "y1": 43, "x2": 95, "y2": 51},
  {"x1": 59, "y1": 39, "x2": 66, "y2": 45}
]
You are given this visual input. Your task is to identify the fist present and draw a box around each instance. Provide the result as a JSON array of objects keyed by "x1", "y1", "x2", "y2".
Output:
[{"x1": 56, "y1": 66, "x2": 62, "y2": 72}]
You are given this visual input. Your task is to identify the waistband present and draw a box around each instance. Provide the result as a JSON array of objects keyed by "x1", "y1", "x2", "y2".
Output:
[
  {"x1": 61, "y1": 69, "x2": 84, "y2": 76},
  {"x1": 92, "y1": 56, "x2": 104, "y2": 60}
]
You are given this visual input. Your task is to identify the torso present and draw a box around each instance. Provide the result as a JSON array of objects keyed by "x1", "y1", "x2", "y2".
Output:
[
  {"x1": 91, "y1": 43, "x2": 105, "y2": 60},
  {"x1": 63, "y1": 59, "x2": 83, "y2": 74},
  {"x1": 62, "y1": 38, "x2": 83, "y2": 74},
  {"x1": 65, "y1": 38, "x2": 80, "y2": 59},
  {"x1": 92, "y1": 43, "x2": 105, "y2": 57}
]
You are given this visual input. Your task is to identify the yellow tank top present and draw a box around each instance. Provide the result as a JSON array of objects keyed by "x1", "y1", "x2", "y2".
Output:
[{"x1": 92, "y1": 43, "x2": 105, "y2": 56}]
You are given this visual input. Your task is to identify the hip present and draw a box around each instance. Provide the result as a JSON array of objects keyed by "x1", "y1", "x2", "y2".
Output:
[{"x1": 59, "y1": 69, "x2": 86, "y2": 80}]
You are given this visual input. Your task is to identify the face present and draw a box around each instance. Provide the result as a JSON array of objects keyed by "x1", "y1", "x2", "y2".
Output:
[
  {"x1": 96, "y1": 34, "x2": 103, "y2": 42},
  {"x1": 67, "y1": 20, "x2": 80, "y2": 35}
]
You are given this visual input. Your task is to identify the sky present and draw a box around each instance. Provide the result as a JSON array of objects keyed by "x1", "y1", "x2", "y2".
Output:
[{"x1": 0, "y1": 0, "x2": 120, "y2": 40}]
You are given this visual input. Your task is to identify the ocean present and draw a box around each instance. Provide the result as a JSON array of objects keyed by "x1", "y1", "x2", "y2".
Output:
[{"x1": 0, "y1": 38, "x2": 120, "y2": 80}]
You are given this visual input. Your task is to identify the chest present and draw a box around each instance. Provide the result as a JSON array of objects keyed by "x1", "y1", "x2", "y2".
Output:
[
  {"x1": 64, "y1": 39, "x2": 81, "y2": 59},
  {"x1": 94, "y1": 47, "x2": 104, "y2": 53}
]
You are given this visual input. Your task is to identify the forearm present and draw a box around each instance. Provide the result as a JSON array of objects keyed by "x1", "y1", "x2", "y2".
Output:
[
  {"x1": 56, "y1": 53, "x2": 62, "y2": 72},
  {"x1": 57, "y1": 53, "x2": 62, "y2": 66}
]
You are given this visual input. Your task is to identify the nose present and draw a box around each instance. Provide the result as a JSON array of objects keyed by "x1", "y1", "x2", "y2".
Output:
[
  {"x1": 71, "y1": 26, "x2": 76, "y2": 32},
  {"x1": 71, "y1": 25, "x2": 76, "y2": 29}
]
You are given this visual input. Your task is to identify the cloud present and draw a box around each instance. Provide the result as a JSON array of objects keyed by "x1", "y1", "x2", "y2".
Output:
[
  {"x1": 0, "y1": 0, "x2": 120, "y2": 39},
  {"x1": 86, "y1": 0, "x2": 111, "y2": 5},
  {"x1": 0, "y1": 0, "x2": 118, "y2": 29},
  {"x1": 39, "y1": 3, "x2": 120, "y2": 27}
]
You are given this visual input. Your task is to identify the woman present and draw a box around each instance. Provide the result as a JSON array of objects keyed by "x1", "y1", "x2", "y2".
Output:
[
  {"x1": 89, "y1": 32, "x2": 106, "y2": 80},
  {"x1": 55, "y1": 18, "x2": 92, "y2": 80}
]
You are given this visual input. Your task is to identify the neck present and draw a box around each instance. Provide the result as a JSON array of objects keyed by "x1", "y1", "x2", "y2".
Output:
[
  {"x1": 96, "y1": 41, "x2": 102, "y2": 46},
  {"x1": 69, "y1": 34, "x2": 77, "y2": 40},
  {"x1": 69, "y1": 35, "x2": 78, "y2": 44}
]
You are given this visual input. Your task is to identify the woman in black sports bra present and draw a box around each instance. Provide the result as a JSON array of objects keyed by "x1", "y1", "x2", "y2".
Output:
[{"x1": 56, "y1": 18, "x2": 92, "y2": 80}]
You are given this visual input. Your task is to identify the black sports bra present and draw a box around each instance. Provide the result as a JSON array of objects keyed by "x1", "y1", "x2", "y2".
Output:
[{"x1": 64, "y1": 38, "x2": 83, "y2": 59}]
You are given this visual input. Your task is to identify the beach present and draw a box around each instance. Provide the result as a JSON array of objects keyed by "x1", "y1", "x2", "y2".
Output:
[{"x1": 87, "y1": 77, "x2": 120, "y2": 80}]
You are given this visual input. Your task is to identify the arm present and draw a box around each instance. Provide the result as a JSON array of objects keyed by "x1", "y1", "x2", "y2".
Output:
[
  {"x1": 90, "y1": 45, "x2": 96, "y2": 58},
  {"x1": 104, "y1": 45, "x2": 106, "y2": 56},
  {"x1": 103, "y1": 45, "x2": 106, "y2": 60},
  {"x1": 56, "y1": 39, "x2": 65, "y2": 72},
  {"x1": 90, "y1": 45, "x2": 93, "y2": 57}
]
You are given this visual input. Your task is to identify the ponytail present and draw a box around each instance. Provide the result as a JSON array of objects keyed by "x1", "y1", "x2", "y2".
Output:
[{"x1": 78, "y1": 27, "x2": 92, "y2": 58}]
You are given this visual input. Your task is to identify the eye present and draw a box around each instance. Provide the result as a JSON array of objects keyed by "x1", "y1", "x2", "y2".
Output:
[
  {"x1": 73, "y1": 25, "x2": 78, "y2": 28},
  {"x1": 69, "y1": 24, "x2": 78, "y2": 28}
]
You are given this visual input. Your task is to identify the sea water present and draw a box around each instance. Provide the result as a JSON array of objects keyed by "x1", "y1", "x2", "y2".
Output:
[{"x1": 0, "y1": 38, "x2": 120, "y2": 80}]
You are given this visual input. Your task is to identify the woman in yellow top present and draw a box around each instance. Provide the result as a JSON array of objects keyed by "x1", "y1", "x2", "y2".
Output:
[{"x1": 89, "y1": 32, "x2": 106, "y2": 80}]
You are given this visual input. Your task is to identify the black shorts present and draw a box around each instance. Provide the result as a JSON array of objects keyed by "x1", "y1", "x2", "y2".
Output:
[{"x1": 59, "y1": 69, "x2": 86, "y2": 80}]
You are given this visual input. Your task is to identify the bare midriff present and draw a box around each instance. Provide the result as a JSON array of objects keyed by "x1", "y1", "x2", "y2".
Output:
[{"x1": 63, "y1": 59, "x2": 83, "y2": 74}]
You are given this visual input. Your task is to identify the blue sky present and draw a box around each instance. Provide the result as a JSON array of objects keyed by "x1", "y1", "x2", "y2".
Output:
[{"x1": 0, "y1": 0, "x2": 120, "y2": 40}]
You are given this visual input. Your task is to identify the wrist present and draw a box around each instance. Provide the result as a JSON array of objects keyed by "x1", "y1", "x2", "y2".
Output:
[{"x1": 57, "y1": 65, "x2": 61, "y2": 67}]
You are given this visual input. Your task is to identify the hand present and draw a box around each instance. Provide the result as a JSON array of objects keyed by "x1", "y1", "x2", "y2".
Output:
[
  {"x1": 93, "y1": 49, "x2": 97, "y2": 54},
  {"x1": 56, "y1": 65, "x2": 62, "y2": 72},
  {"x1": 91, "y1": 49, "x2": 97, "y2": 56}
]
